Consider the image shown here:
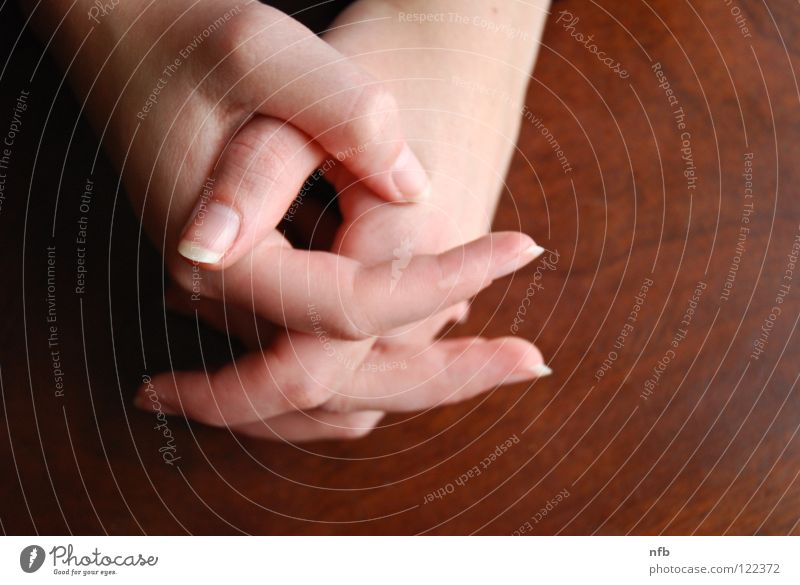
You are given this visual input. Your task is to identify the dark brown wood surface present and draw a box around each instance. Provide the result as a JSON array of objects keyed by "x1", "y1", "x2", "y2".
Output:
[{"x1": 2, "y1": 0, "x2": 799, "y2": 535}]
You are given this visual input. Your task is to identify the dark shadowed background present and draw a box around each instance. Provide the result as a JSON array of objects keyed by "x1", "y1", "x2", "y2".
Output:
[{"x1": 1, "y1": 0, "x2": 799, "y2": 534}]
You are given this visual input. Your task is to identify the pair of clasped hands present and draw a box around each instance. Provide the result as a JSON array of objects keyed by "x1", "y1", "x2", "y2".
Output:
[{"x1": 31, "y1": 0, "x2": 552, "y2": 441}]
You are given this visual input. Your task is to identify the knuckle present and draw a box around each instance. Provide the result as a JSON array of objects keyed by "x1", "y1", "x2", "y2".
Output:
[
  {"x1": 207, "y1": 5, "x2": 284, "y2": 101},
  {"x1": 347, "y1": 308, "x2": 381, "y2": 340},
  {"x1": 212, "y1": 4, "x2": 270, "y2": 65},
  {"x1": 330, "y1": 314, "x2": 372, "y2": 342},
  {"x1": 339, "y1": 269, "x2": 381, "y2": 339},
  {"x1": 220, "y1": 126, "x2": 289, "y2": 196},
  {"x1": 341, "y1": 83, "x2": 400, "y2": 157},
  {"x1": 281, "y1": 375, "x2": 330, "y2": 411}
]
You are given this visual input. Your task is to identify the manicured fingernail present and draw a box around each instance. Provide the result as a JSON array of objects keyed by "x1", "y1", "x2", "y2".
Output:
[
  {"x1": 391, "y1": 144, "x2": 430, "y2": 202},
  {"x1": 178, "y1": 201, "x2": 241, "y2": 264},
  {"x1": 504, "y1": 363, "x2": 553, "y2": 384},
  {"x1": 490, "y1": 243, "x2": 545, "y2": 280},
  {"x1": 531, "y1": 364, "x2": 553, "y2": 377}
]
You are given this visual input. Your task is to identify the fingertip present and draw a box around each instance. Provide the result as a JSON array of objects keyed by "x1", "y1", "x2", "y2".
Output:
[
  {"x1": 489, "y1": 338, "x2": 551, "y2": 384},
  {"x1": 486, "y1": 233, "x2": 544, "y2": 280},
  {"x1": 390, "y1": 143, "x2": 430, "y2": 202},
  {"x1": 530, "y1": 364, "x2": 554, "y2": 377},
  {"x1": 133, "y1": 379, "x2": 180, "y2": 416},
  {"x1": 527, "y1": 243, "x2": 546, "y2": 259},
  {"x1": 491, "y1": 231, "x2": 537, "y2": 254},
  {"x1": 455, "y1": 301, "x2": 471, "y2": 325},
  {"x1": 177, "y1": 202, "x2": 241, "y2": 265},
  {"x1": 133, "y1": 389, "x2": 148, "y2": 411}
]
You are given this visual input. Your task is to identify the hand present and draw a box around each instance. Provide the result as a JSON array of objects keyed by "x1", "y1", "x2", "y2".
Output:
[
  {"x1": 23, "y1": 0, "x2": 430, "y2": 270},
  {"x1": 325, "y1": 0, "x2": 551, "y2": 341},
  {"x1": 152, "y1": 229, "x2": 547, "y2": 424},
  {"x1": 148, "y1": 0, "x2": 553, "y2": 441},
  {"x1": 25, "y1": 0, "x2": 551, "y2": 441},
  {"x1": 27, "y1": 0, "x2": 527, "y2": 337}
]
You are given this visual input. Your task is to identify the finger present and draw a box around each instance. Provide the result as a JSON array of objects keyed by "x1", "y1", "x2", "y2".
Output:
[
  {"x1": 199, "y1": 232, "x2": 544, "y2": 340},
  {"x1": 233, "y1": 410, "x2": 384, "y2": 442},
  {"x1": 166, "y1": 285, "x2": 276, "y2": 351},
  {"x1": 227, "y1": 6, "x2": 430, "y2": 204},
  {"x1": 440, "y1": 301, "x2": 471, "y2": 329},
  {"x1": 177, "y1": 116, "x2": 325, "y2": 266},
  {"x1": 134, "y1": 333, "x2": 550, "y2": 428},
  {"x1": 326, "y1": 336, "x2": 552, "y2": 413},
  {"x1": 380, "y1": 301, "x2": 471, "y2": 347},
  {"x1": 135, "y1": 331, "x2": 373, "y2": 427}
]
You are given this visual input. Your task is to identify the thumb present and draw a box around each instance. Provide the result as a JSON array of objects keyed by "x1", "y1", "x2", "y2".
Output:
[{"x1": 177, "y1": 115, "x2": 324, "y2": 266}]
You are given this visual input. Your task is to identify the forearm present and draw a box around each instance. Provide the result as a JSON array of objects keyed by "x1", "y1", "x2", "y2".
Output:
[
  {"x1": 327, "y1": 0, "x2": 550, "y2": 241},
  {"x1": 384, "y1": 0, "x2": 549, "y2": 88},
  {"x1": 17, "y1": 0, "x2": 220, "y2": 111},
  {"x1": 18, "y1": 0, "x2": 142, "y2": 70}
]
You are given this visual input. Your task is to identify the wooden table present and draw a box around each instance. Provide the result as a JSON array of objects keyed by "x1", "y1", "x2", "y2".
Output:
[{"x1": 2, "y1": 0, "x2": 799, "y2": 535}]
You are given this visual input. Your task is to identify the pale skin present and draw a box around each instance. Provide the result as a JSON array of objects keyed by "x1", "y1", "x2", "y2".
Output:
[{"x1": 23, "y1": 0, "x2": 552, "y2": 441}]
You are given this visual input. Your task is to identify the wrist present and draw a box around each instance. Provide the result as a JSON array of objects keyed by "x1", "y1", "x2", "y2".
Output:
[
  {"x1": 329, "y1": 0, "x2": 549, "y2": 138},
  {"x1": 18, "y1": 0, "x2": 141, "y2": 105},
  {"x1": 327, "y1": 1, "x2": 551, "y2": 238},
  {"x1": 376, "y1": 0, "x2": 549, "y2": 71},
  {"x1": 19, "y1": 0, "x2": 130, "y2": 52}
]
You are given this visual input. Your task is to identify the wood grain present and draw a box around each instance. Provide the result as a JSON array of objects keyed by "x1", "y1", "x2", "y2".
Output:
[{"x1": 1, "y1": 0, "x2": 799, "y2": 535}]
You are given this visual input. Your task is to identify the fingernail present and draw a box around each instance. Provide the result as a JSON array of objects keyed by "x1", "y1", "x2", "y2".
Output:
[
  {"x1": 178, "y1": 201, "x2": 241, "y2": 264},
  {"x1": 531, "y1": 364, "x2": 553, "y2": 377},
  {"x1": 490, "y1": 243, "x2": 545, "y2": 280},
  {"x1": 504, "y1": 363, "x2": 553, "y2": 384},
  {"x1": 391, "y1": 144, "x2": 430, "y2": 202}
]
